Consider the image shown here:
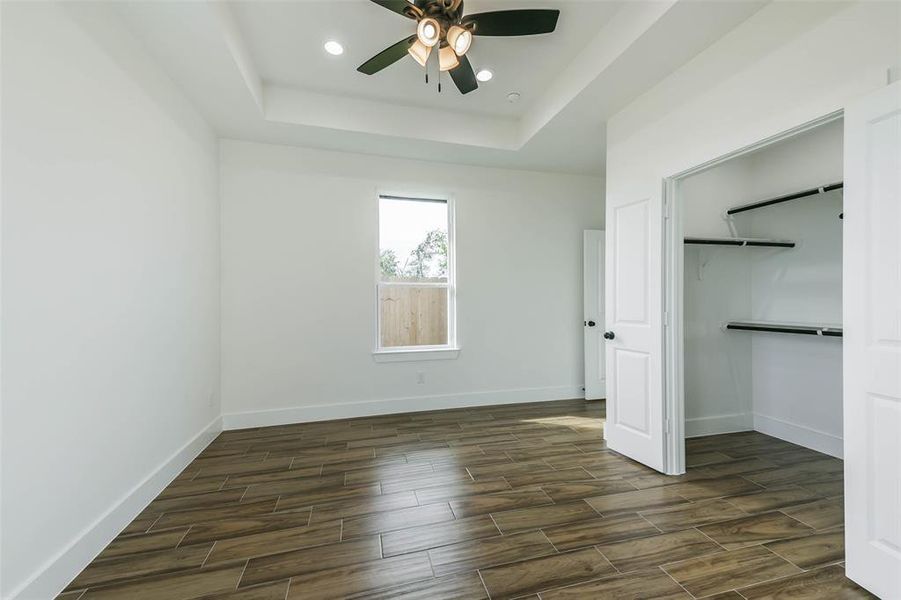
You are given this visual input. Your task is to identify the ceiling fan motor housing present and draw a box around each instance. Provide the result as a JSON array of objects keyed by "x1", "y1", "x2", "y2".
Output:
[{"x1": 418, "y1": 0, "x2": 471, "y2": 46}]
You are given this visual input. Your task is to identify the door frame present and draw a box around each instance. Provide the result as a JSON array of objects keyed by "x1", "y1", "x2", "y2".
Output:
[
  {"x1": 660, "y1": 109, "x2": 844, "y2": 475},
  {"x1": 583, "y1": 229, "x2": 606, "y2": 400}
]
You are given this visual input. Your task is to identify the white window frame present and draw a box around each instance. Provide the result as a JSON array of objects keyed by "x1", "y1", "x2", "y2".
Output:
[{"x1": 373, "y1": 194, "x2": 459, "y2": 362}]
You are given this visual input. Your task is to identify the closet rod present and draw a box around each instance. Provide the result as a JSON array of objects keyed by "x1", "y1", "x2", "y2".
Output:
[
  {"x1": 726, "y1": 321, "x2": 843, "y2": 337},
  {"x1": 726, "y1": 182, "x2": 843, "y2": 216},
  {"x1": 685, "y1": 237, "x2": 795, "y2": 248}
]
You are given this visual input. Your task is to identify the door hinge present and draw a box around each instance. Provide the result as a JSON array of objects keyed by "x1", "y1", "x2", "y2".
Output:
[
  {"x1": 663, "y1": 311, "x2": 670, "y2": 327},
  {"x1": 663, "y1": 198, "x2": 671, "y2": 220},
  {"x1": 665, "y1": 418, "x2": 672, "y2": 437}
]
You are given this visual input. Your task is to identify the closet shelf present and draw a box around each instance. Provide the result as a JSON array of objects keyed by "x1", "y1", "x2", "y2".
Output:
[
  {"x1": 726, "y1": 182, "x2": 843, "y2": 216},
  {"x1": 684, "y1": 237, "x2": 795, "y2": 248},
  {"x1": 726, "y1": 320, "x2": 843, "y2": 337}
]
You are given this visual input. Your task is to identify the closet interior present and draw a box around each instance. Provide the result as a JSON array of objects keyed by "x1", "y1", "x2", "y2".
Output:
[{"x1": 681, "y1": 120, "x2": 844, "y2": 458}]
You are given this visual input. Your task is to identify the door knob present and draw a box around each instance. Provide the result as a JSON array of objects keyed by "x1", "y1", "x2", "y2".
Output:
[
  {"x1": 604, "y1": 331, "x2": 615, "y2": 340},
  {"x1": 587, "y1": 321, "x2": 596, "y2": 327}
]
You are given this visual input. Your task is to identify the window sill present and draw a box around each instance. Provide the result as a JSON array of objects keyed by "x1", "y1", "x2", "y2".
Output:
[{"x1": 372, "y1": 348, "x2": 461, "y2": 363}]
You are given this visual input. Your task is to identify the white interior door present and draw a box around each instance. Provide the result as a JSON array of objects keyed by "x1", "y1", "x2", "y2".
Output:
[
  {"x1": 583, "y1": 230, "x2": 606, "y2": 400},
  {"x1": 843, "y1": 80, "x2": 901, "y2": 599},
  {"x1": 605, "y1": 195, "x2": 666, "y2": 471}
]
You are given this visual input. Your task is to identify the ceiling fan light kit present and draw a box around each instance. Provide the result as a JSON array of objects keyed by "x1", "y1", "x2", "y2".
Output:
[{"x1": 358, "y1": 0, "x2": 560, "y2": 95}]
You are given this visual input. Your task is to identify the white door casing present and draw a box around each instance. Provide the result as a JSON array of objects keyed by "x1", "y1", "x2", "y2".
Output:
[
  {"x1": 584, "y1": 230, "x2": 606, "y2": 400},
  {"x1": 605, "y1": 195, "x2": 666, "y2": 472},
  {"x1": 843, "y1": 80, "x2": 901, "y2": 599}
]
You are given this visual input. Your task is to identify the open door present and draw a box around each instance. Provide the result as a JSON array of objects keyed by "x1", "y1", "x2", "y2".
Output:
[
  {"x1": 843, "y1": 80, "x2": 901, "y2": 599},
  {"x1": 604, "y1": 195, "x2": 666, "y2": 471},
  {"x1": 583, "y1": 230, "x2": 606, "y2": 400}
]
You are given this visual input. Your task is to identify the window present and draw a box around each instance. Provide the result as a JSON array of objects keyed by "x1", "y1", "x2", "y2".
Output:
[{"x1": 376, "y1": 195, "x2": 456, "y2": 354}]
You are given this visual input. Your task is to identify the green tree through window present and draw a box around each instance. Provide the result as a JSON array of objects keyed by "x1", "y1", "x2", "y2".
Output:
[{"x1": 380, "y1": 229, "x2": 448, "y2": 280}]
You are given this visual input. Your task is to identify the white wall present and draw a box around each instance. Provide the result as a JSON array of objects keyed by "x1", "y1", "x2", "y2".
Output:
[
  {"x1": 1, "y1": 4, "x2": 220, "y2": 599},
  {"x1": 606, "y1": 0, "x2": 899, "y2": 457},
  {"x1": 220, "y1": 140, "x2": 603, "y2": 426}
]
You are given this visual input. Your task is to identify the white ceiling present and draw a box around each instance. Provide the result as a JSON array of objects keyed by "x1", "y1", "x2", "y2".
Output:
[
  {"x1": 231, "y1": 0, "x2": 623, "y2": 119},
  {"x1": 115, "y1": 0, "x2": 769, "y2": 176}
]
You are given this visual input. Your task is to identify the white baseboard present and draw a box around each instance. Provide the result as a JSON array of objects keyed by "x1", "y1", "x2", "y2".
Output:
[
  {"x1": 9, "y1": 416, "x2": 222, "y2": 600},
  {"x1": 753, "y1": 413, "x2": 843, "y2": 458},
  {"x1": 685, "y1": 413, "x2": 753, "y2": 438},
  {"x1": 222, "y1": 385, "x2": 585, "y2": 430}
]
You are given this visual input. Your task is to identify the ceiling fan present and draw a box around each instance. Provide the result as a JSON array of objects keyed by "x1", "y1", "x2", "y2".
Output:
[{"x1": 357, "y1": 0, "x2": 560, "y2": 95}]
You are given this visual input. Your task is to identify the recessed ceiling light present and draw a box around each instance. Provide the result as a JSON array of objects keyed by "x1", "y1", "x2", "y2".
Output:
[
  {"x1": 507, "y1": 91, "x2": 521, "y2": 103},
  {"x1": 476, "y1": 69, "x2": 493, "y2": 82},
  {"x1": 324, "y1": 41, "x2": 344, "y2": 56}
]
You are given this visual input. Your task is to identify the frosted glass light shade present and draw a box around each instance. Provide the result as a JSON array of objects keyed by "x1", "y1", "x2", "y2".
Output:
[
  {"x1": 439, "y1": 45, "x2": 460, "y2": 72},
  {"x1": 417, "y1": 18, "x2": 440, "y2": 47},
  {"x1": 408, "y1": 39, "x2": 432, "y2": 67},
  {"x1": 447, "y1": 26, "x2": 472, "y2": 56}
]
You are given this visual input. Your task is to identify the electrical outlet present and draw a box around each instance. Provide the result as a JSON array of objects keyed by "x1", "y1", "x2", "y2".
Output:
[{"x1": 417, "y1": 372, "x2": 425, "y2": 384}]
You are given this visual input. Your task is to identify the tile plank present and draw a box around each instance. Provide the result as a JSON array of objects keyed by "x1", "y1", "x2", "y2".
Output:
[
  {"x1": 241, "y1": 536, "x2": 381, "y2": 588},
  {"x1": 781, "y1": 497, "x2": 845, "y2": 530},
  {"x1": 428, "y1": 531, "x2": 556, "y2": 577},
  {"x1": 479, "y1": 548, "x2": 616, "y2": 600},
  {"x1": 543, "y1": 514, "x2": 660, "y2": 551},
  {"x1": 179, "y1": 507, "x2": 310, "y2": 545},
  {"x1": 640, "y1": 499, "x2": 746, "y2": 532},
  {"x1": 697, "y1": 511, "x2": 814, "y2": 550},
  {"x1": 344, "y1": 572, "x2": 489, "y2": 599},
  {"x1": 584, "y1": 487, "x2": 689, "y2": 516},
  {"x1": 341, "y1": 503, "x2": 455, "y2": 538},
  {"x1": 541, "y1": 479, "x2": 637, "y2": 503},
  {"x1": 449, "y1": 489, "x2": 553, "y2": 518},
  {"x1": 539, "y1": 569, "x2": 690, "y2": 600},
  {"x1": 67, "y1": 544, "x2": 213, "y2": 590},
  {"x1": 98, "y1": 528, "x2": 190, "y2": 560},
  {"x1": 204, "y1": 519, "x2": 341, "y2": 564},
  {"x1": 596, "y1": 529, "x2": 724, "y2": 573},
  {"x1": 381, "y1": 515, "x2": 500, "y2": 557},
  {"x1": 722, "y1": 485, "x2": 821, "y2": 514},
  {"x1": 80, "y1": 565, "x2": 244, "y2": 600},
  {"x1": 765, "y1": 529, "x2": 844, "y2": 569},
  {"x1": 737, "y1": 563, "x2": 874, "y2": 599},
  {"x1": 284, "y1": 552, "x2": 433, "y2": 600},
  {"x1": 663, "y1": 545, "x2": 801, "y2": 598},
  {"x1": 491, "y1": 501, "x2": 600, "y2": 534}
]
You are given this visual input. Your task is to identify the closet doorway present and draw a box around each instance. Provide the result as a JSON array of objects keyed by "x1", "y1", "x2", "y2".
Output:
[{"x1": 662, "y1": 112, "x2": 845, "y2": 473}]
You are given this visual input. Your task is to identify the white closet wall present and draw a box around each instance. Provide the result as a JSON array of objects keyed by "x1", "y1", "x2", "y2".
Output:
[
  {"x1": 745, "y1": 122, "x2": 844, "y2": 456},
  {"x1": 682, "y1": 162, "x2": 755, "y2": 436}
]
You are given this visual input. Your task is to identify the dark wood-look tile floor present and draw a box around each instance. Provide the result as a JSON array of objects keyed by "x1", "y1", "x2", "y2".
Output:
[{"x1": 60, "y1": 400, "x2": 872, "y2": 599}]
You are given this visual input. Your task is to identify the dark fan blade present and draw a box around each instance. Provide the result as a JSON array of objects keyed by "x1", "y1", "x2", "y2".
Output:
[
  {"x1": 357, "y1": 35, "x2": 416, "y2": 75},
  {"x1": 464, "y1": 9, "x2": 560, "y2": 36},
  {"x1": 449, "y1": 55, "x2": 478, "y2": 95},
  {"x1": 369, "y1": 0, "x2": 421, "y2": 19}
]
